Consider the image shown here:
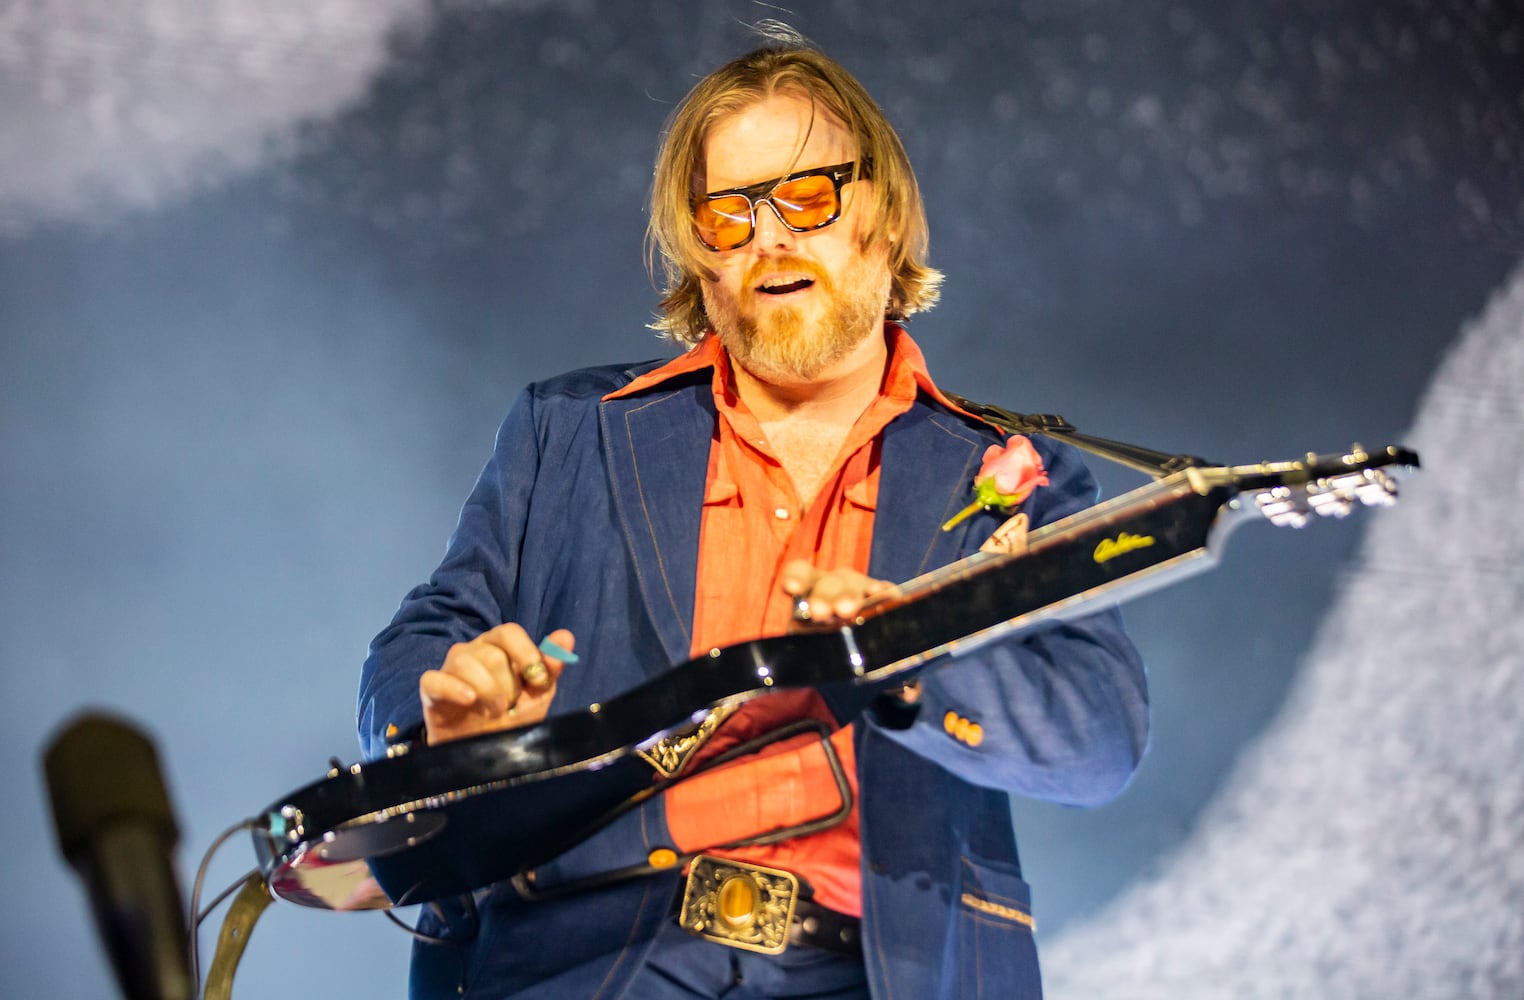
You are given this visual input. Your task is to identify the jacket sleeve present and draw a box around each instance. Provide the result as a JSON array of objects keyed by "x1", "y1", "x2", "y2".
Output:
[
  {"x1": 356, "y1": 388, "x2": 540, "y2": 761},
  {"x1": 867, "y1": 438, "x2": 1150, "y2": 806}
]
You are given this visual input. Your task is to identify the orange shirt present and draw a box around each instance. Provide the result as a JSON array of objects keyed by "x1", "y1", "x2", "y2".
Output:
[{"x1": 607, "y1": 326, "x2": 960, "y2": 916}]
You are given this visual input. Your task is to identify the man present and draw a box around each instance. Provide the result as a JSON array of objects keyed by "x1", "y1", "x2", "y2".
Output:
[{"x1": 359, "y1": 34, "x2": 1147, "y2": 1000}]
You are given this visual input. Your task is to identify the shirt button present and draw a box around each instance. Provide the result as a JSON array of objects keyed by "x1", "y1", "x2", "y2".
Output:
[{"x1": 773, "y1": 507, "x2": 791, "y2": 520}]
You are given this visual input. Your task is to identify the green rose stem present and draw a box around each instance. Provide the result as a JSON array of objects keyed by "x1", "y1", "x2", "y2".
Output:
[{"x1": 940, "y1": 478, "x2": 1027, "y2": 532}]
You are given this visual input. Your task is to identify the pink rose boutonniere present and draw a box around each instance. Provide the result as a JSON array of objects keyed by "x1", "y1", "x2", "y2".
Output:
[{"x1": 941, "y1": 435, "x2": 1050, "y2": 531}]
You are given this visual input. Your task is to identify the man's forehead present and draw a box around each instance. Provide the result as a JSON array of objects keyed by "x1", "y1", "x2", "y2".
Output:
[{"x1": 701, "y1": 96, "x2": 855, "y2": 188}]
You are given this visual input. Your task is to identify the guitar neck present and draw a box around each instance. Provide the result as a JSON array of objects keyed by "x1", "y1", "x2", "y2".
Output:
[
  {"x1": 844, "y1": 444, "x2": 1415, "y2": 683},
  {"x1": 846, "y1": 470, "x2": 1249, "y2": 683}
]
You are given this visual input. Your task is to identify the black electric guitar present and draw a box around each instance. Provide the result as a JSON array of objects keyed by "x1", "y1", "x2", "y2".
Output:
[{"x1": 252, "y1": 445, "x2": 1417, "y2": 910}]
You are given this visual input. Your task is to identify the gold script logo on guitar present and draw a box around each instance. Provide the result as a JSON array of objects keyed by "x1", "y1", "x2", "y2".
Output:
[{"x1": 1094, "y1": 532, "x2": 1155, "y2": 564}]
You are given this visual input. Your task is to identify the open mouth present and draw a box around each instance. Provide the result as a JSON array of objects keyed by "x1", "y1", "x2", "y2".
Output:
[{"x1": 755, "y1": 276, "x2": 815, "y2": 296}]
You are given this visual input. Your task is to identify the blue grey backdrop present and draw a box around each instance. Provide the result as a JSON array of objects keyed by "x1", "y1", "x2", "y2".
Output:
[{"x1": 4, "y1": 2, "x2": 1520, "y2": 996}]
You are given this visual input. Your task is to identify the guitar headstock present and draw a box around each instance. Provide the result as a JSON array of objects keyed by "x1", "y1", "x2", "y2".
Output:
[{"x1": 1219, "y1": 445, "x2": 1421, "y2": 529}]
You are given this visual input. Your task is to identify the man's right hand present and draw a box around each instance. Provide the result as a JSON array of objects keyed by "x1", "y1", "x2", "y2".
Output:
[{"x1": 418, "y1": 624, "x2": 575, "y2": 744}]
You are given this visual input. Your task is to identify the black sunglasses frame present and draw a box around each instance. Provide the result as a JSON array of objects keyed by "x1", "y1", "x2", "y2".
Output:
[{"x1": 692, "y1": 160, "x2": 870, "y2": 251}]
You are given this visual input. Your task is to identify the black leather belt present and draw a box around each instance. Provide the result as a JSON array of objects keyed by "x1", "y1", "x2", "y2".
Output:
[
  {"x1": 674, "y1": 855, "x2": 862, "y2": 958},
  {"x1": 785, "y1": 896, "x2": 862, "y2": 957}
]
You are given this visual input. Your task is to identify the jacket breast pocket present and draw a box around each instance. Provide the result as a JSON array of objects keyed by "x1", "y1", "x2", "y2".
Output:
[{"x1": 957, "y1": 856, "x2": 1043, "y2": 1000}]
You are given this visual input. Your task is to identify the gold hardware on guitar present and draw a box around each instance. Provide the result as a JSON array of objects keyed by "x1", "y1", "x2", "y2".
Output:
[{"x1": 636, "y1": 704, "x2": 739, "y2": 778}]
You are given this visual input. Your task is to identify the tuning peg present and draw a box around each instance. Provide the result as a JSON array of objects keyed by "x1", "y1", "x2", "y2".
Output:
[
  {"x1": 1354, "y1": 469, "x2": 1399, "y2": 507},
  {"x1": 1255, "y1": 487, "x2": 1311, "y2": 528},
  {"x1": 1306, "y1": 487, "x2": 1354, "y2": 518}
]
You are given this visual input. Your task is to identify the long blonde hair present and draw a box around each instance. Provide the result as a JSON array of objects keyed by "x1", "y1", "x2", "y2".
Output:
[{"x1": 647, "y1": 35, "x2": 943, "y2": 345}]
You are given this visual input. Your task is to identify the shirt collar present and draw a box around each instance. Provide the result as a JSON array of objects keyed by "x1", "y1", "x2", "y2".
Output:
[
  {"x1": 603, "y1": 322, "x2": 981, "y2": 425},
  {"x1": 603, "y1": 333, "x2": 727, "y2": 402}
]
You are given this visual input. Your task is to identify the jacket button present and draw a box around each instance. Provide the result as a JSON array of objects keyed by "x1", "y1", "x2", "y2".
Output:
[{"x1": 943, "y1": 710, "x2": 982, "y2": 745}]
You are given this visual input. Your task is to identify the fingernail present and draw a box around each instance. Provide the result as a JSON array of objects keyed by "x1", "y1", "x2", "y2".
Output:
[{"x1": 539, "y1": 637, "x2": 579, "y2": 663}]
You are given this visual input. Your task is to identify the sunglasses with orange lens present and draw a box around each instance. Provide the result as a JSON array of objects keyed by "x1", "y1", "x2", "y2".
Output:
[{"x1": 692, "y1": 160, "x2": 868, "y2": 251}]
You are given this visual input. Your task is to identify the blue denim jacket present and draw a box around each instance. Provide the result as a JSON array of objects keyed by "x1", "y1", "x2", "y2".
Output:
[{"x1": 358, "y1": 353, "x2": 1148, "y2": 999}]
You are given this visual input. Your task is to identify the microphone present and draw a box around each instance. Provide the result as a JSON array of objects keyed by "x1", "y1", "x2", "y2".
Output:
[{"x1": 43, "y1": 712, "x2": 195, "y2": 1000}]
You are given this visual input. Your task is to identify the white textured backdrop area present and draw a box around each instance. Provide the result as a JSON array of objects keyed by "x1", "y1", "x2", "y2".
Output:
[
  {"x1": 0, "y1": 0, "x2": 427, "y2": 229},
  {"x1": 1046, "y1": 263, "x2": 1524, "y2": 997}
]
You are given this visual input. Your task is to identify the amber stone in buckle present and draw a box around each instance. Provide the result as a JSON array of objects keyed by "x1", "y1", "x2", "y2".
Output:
[{"x1": 678, "y1": 855, "x2": 799, "y2": 955}]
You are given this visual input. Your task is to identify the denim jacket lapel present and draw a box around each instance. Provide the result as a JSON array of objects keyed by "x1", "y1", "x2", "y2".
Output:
[
  {"x1": 871, "y1": 400, "x2": 996, "y2": 582},
  {"x1": 599, "y1": 379, "x2": 714, "y2": 668}
]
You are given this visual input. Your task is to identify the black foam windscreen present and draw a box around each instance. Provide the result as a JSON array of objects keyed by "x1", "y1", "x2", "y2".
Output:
[{"x1": 44, "y1": 712, "x2": 194, "y2": 1000}]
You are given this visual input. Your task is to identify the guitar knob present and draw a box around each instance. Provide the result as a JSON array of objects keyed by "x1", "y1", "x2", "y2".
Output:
[{"x1": 278, "y1": 804, "x2": 306, "y2": 844}]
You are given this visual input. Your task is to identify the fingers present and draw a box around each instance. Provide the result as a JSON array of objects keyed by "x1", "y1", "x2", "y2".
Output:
[
  {"x1": 981, "y1": 512, "x2": 1030, "y2": 556},
  {"x1": 780, "y1": 559, "x2": 818, "y2": 597},
  {"x1": 782, "y1": 560, "x2": 893, "y2": 623},
  {"x1": 419, "y1": 668, "x2": 481, "y2": 709},
  {"x1": 448, "y1": 624, "x2": 529, "y2": 713},
  {"x1": 522, "y1": 628, "x2": 574, "y2": 694},
  {"x1": 420, "y1": 624, "x2": 576, "y2": 744}
]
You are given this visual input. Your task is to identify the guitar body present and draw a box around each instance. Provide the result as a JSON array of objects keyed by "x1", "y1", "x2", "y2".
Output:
[
  {"x1": 252, "y1": 446, "x2": 1416, "y2": 910},
  {"x1": 254, "y1": 630, "x2": 857, "y2": 908}
]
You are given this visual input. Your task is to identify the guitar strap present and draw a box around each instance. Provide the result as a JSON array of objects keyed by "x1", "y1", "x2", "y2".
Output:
[
  {"x1": 945, "y1": 392, "x2": 1210, "y2": 479},
  {"x1": 202, "y1": 873, "x2": 273, "y2": 1000}
]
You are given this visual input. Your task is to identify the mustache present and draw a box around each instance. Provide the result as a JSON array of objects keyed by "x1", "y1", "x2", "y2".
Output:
[{"x1": 743, "y1": 256, "x2": 830, "y2": 290}]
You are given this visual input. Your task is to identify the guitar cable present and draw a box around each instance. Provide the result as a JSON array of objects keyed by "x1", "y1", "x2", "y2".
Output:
[
  {"x1": 186, "y1": 816, "x2": 260, "y2": 991},
  {"x1": 382, "y1": 893, "x2": 479, "y2": 944},
  {"x1": 188, "y1": 811, "x2": 478, "y2": 959}
]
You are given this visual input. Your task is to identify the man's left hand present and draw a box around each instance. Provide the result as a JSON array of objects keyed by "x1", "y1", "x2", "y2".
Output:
[{"x1": 780, "y1": 560, "x2": 895, "y2": 623}]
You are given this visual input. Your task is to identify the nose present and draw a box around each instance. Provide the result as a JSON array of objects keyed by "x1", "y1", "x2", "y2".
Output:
[{"x1": 751, "y1": 199, "x2": 796, "y2": 250}]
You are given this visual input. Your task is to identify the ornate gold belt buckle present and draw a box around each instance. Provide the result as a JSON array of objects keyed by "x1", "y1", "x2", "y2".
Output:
[{"x1": 678, "y1": 855, "x2": 799, "y2": 955}]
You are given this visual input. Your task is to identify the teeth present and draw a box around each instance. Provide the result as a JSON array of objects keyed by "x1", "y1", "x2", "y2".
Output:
[{"x1": 760, "y1": 276, "x2": 811, "y2": 289}]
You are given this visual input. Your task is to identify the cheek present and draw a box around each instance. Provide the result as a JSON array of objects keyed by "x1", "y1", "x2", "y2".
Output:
[
  {"x1": 699, "y1": 268, "x2": 743, "y2": 315},
  {"x1": 708, "y1": 256, "x2": 763, "y2": 298},
  {"x1": 706, "y1": 266, "x2": 742, "y2": 301}
]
